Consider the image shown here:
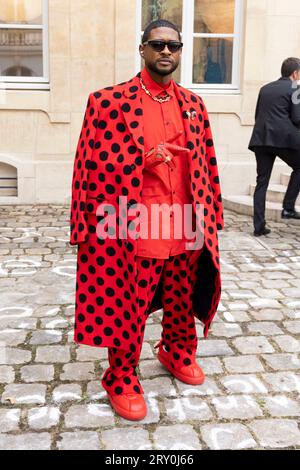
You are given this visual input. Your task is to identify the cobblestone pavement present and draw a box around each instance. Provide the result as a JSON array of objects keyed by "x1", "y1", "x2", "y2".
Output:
[{"x1": 0, "y1": 205, "x2": 299, "y2": 450}]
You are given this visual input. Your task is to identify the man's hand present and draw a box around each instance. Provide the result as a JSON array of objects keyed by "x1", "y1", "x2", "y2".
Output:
[{"x1": 144, "y1": 131, "x2": 190, "y2": 169}]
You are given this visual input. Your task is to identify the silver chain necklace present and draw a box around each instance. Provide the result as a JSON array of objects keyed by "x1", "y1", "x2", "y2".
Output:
[{"x1": 140, "y1": 76, "x2": 172, "y2": 103}]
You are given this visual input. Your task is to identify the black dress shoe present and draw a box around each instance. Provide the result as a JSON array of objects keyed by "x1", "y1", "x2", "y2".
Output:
[
  {"x1": 281, "y1": 209, "x2": 300, "y2": 219},
  {"x1": 253, "y1": 227, "x2": 271, "y2": 237}
]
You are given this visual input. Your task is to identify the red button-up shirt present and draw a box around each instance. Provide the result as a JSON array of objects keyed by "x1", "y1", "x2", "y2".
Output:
[{"x1": 136, "y1": 67, "x2": 194, "y2": 259}]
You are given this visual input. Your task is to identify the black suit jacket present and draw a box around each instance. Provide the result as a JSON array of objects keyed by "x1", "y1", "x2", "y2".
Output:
[{"x1": 248, "y1": 77, "x2": 300, "y2": 151}]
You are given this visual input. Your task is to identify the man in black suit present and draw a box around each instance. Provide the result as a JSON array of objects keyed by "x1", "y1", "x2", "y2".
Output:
[{"x1": 249, "y1": 57, "x2": 300, "y2": 236}]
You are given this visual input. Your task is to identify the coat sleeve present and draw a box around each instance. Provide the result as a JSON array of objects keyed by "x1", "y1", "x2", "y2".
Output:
[
  {"x1": 69, "y1": 92, "x2": 99, "y2": 245},
  {"x1": 201, "y1": 99, "x2": 224, "y2": 231}
]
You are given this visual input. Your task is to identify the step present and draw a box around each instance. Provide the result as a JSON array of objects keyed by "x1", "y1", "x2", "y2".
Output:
[
  {"x1": 0, "y1": 188, "x2": 17, "y2": 196},
  {"x1": 0, "y1": 177, "x2": 17, "y2": 197},
  {"x1": 250, "y1": 183, "x2": 300, "y2": 205},
  {"x1": 0, "y1": 183, "x2": 17, "y2": 196},
  {"x1": 223, "y1": 195, "x2": 300, "y2": 224}
]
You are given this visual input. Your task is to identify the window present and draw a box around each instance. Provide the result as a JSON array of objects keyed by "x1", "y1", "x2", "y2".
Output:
[
  {"x1": 137, "y1": 0, "x2": 243, "y2": 92},
  {"x1": 0, "y1": 0, "x2": 49, "y2": 89},
  {"x1": 0, "y1": 162, "x2": 17, "y2": 197}
]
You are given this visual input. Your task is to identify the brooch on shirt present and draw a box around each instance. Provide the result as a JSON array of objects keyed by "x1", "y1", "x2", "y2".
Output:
[{"x1": 186, "y1": 111, "x2": 197, "y2": 121}]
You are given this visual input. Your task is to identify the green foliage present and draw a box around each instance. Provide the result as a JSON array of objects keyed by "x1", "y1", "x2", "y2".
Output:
[{"x1": 149, "y1": 0, "x2": 167, "y2": 21}]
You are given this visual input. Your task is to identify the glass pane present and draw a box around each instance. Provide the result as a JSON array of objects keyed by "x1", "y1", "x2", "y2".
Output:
[
  {"x1": 0, "y1": 28, "x2": 43, "y2": 77},
  {"x1": 142, "y1": 0, "x2": 183, "y2": 30},
  {"x1": 193, "y1": 37, "x2": 233, "y2": 84},
  {"x1": 0, "y1": 0, "x2": 42, "y2": 25},
  {"x1": 194, "y1": 0, "x2": 235, "y2": 34}
]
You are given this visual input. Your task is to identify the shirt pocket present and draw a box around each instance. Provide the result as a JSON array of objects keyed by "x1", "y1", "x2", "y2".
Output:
[{"x1": 141, "y1": 186, "x2": 162, "y2": 197}]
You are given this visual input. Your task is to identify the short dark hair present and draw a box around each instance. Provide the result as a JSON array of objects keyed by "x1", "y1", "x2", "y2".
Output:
[
  {"x1": 281, "y1": 57, "x2": 300, "y2": 77},
  {"x1": 142, "y1": 19, "x2": 181, "y2": 44}
]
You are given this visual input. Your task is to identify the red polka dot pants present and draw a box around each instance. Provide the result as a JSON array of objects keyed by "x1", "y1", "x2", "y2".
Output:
[{"x1": 101, "y1": 251, "x2": 199, "y2": 396}]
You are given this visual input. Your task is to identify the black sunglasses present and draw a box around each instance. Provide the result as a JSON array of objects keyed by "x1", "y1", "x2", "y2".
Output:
[{"x1": 143, "y1": 40, "x2": 183, "y2": 53}]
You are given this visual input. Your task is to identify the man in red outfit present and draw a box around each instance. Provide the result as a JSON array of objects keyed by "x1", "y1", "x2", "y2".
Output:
[{"x1": 70, "y1": 19, "x2": 224, "y2": 421}]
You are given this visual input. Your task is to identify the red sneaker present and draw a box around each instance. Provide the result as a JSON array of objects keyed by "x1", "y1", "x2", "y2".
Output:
[
  {"x1": 155, "y1": 341, "x2": 205, "y2": 385},
  {"x1": 107, "y1": 392, "x2": 147, "y2": 421}
]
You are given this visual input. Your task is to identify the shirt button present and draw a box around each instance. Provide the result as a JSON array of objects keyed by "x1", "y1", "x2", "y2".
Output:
[{"x1": 131, "y1": 164, "x2": 136, "y2": 170}]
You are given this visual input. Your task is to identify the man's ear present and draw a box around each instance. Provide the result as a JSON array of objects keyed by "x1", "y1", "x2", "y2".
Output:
[{"x1": 139, "y1": 45, "x2": 144, "y2": 57}]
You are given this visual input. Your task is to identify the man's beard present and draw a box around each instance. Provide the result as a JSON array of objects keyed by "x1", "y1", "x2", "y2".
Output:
[{"x1": 148, "y1": 61, "x2": 179, "y2": 76}]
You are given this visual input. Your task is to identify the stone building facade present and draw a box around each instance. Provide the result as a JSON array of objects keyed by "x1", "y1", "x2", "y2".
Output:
[{"x1": 0, "y1": 0, "x2": 299, "y2": 204}]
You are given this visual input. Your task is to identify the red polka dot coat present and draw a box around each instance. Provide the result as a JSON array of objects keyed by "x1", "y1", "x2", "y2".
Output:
[{"x1": 70, "y1": 72, "x2": 224, "y2": 349}]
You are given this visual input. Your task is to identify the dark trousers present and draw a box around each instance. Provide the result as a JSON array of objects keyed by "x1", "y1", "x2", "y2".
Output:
[{"x1": 253, "y1": 146, "x2": 300, "y2": 232}]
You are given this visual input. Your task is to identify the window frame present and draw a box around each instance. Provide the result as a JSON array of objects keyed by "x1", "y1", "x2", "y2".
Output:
[
  {"x1": 0, "y1": 0, "x2": 49, "y2": 90},
  {"x1": 136, "y1": 0, "x2": 244, "y2": 94}
]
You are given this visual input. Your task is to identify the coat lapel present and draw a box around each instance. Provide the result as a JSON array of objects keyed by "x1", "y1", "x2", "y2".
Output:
[
  {"x1": 173, "y1": 83, "x2": 199, "y2": 161},
  {"x1": 120, "y1": 74, "x2": 144, "y2": 155}
]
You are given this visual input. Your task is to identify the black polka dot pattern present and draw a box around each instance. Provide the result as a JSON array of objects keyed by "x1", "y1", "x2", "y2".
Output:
[{"x1": 101, "y1": 252, "x2": 200, "y2": 395}]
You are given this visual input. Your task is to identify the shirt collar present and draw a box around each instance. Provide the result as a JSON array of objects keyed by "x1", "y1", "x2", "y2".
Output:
[{"x1": 141, "y1": 67, "x2": 175, "y2": 98}]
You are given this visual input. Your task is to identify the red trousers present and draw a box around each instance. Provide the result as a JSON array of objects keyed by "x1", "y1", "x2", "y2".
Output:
[{"x1": 101, "y1": 251, "x2": 200, "y2": 395}]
